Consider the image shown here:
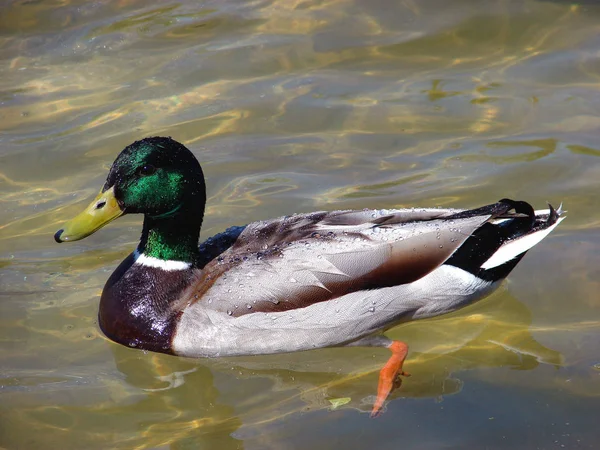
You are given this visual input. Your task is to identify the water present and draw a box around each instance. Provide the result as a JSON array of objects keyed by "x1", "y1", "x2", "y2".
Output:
[{"x1": 2, "y1": 0, "x2": 600, "y2": 448}]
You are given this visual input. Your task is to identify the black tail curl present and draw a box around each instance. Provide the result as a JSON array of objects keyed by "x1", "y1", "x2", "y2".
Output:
[{"x1": 444, "y1": 199, "x2": 560, "y2": 282}]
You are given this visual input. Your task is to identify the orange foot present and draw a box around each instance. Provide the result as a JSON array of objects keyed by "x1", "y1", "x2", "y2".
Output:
[{"x1": 370, "y1": 341, "x2": 410, "y2": 418}]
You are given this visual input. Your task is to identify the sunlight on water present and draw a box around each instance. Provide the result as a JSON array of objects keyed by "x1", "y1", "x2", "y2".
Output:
[{"x1": 2, "y1": 0, "x2": 600, "y2": 448}]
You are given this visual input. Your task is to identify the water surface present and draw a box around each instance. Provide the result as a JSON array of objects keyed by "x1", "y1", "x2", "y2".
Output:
[{"x1": 1, "y1": 0, "x2": 600, "y2": 448}]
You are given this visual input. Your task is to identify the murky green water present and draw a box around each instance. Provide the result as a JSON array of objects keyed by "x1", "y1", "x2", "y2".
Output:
[{"x1": 1, "y1": 0, "x2": 600, "y2": 448}]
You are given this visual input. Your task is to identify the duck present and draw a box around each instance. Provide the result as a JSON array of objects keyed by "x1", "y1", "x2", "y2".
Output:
[{"x1": 54, "y1": 136, "x2": 564, "y2": 417}]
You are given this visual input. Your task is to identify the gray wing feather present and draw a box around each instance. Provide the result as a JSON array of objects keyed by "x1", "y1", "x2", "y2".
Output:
[{"x1": 197, "y1": 208, "x2": 491, "y2": 315}]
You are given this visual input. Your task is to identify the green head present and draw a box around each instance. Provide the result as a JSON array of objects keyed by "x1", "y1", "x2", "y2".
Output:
[
  {"x1": 104, "y1": 137, "x2": 206, "y2": 217},
  {"x1": 55, "y1": 137, "x2": 207, "y2": 263}
]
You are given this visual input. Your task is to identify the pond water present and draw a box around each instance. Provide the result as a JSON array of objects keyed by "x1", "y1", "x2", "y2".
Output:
[{"x1": 1, "y1": 0, "x2": 600, "y2": 448}]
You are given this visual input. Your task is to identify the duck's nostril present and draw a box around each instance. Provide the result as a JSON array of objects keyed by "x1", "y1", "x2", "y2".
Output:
[{"x1": 95, "y1": 200, "x2": 106, "y2": 210}]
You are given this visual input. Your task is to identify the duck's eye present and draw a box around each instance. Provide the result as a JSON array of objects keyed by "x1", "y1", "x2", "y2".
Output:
[{"x1": 138, "y1": 165, "x2": 156, "y2": 176}]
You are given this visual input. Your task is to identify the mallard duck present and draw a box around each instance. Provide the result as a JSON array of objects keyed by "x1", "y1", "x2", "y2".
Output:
[{"x1": 54, "y1": 137, "x2": 564, "y2": 416}]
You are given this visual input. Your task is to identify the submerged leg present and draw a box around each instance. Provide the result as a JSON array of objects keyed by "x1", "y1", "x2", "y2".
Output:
[{"x1": 347, "y1": 335, "x2": 410, "y2": 417}]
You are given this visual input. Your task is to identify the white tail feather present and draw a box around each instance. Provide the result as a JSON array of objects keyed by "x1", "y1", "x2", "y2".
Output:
[{"x1": 480, "y1": 216, "x2": 565, "y2": 270}]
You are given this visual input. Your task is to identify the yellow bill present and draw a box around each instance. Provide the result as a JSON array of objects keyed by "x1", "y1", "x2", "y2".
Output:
[{"x1": 54, "y1": 186, "x2": 124, "y2": 243}]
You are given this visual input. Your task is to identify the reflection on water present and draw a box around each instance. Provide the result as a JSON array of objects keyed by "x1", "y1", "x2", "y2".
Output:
[
  {"x1": 0, "y1": 290, "x2": 568, "y2": 449},
  {"x1": 2, "y1": 0, "x2": 600, "y2": 448}
]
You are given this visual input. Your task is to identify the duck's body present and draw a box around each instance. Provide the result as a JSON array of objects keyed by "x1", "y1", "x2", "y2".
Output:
[{"x1": 55, "y1": 137, "x2": 564, "y2": 416}]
